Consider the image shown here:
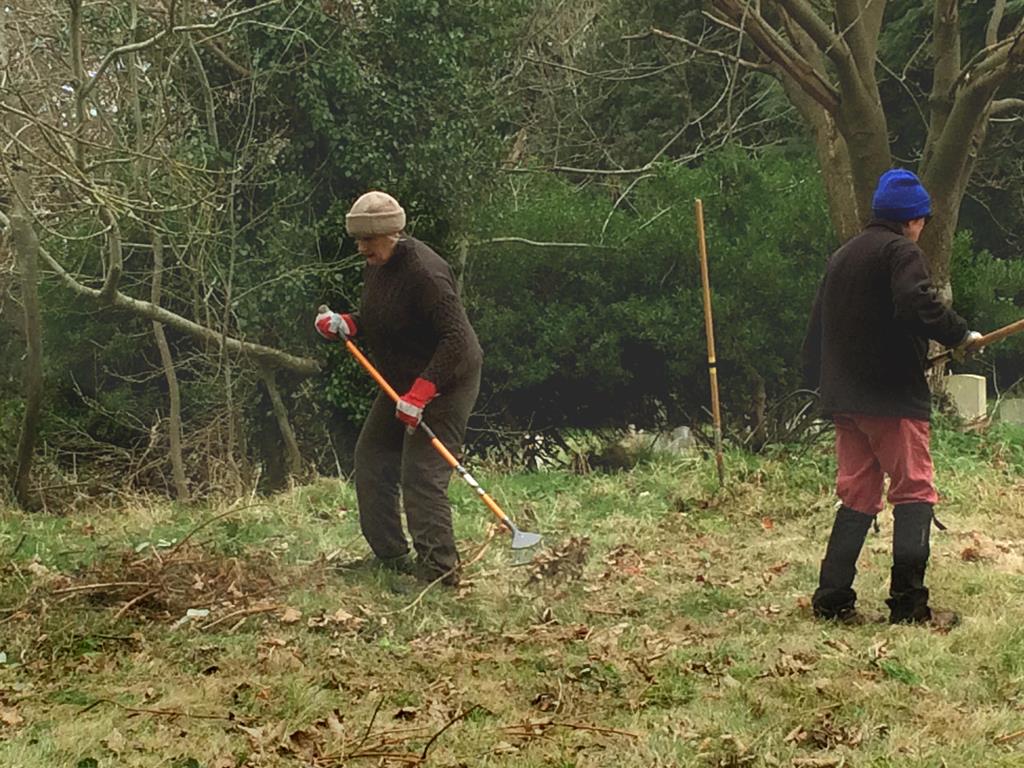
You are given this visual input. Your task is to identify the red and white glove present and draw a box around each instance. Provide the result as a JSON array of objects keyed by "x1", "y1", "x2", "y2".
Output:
[
  {"x1": 395, "y1": 378, "x2": 437, "y2": 429},
  {"x1": 314, "y1": 310, "x2": 355, "y2": 341}
]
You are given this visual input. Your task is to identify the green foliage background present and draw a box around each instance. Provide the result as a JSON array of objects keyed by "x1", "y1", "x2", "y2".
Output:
[
  {"x1": 2, "y1": 0, "x2": 1023, "y2": 497},
  {"x1": 466, "y1": 149, "x2": 832, "y2": 430}
]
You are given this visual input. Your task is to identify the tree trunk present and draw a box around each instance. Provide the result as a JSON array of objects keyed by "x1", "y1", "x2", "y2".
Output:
[
  {"x1": 259, "y1": 364, "x2": 304, "y2": 480},
  {"x1": 10, "y1": 170, "x2": 44, "y2": 511},
  {"x1": 151, "y1": 229, "x2": 189, "y2": 501},
  {"x1": 749, "y1": 372, "x2": 767, "y2": 452},
  {"x1": 454, "y1": 236, "x2": 469, "y2": 294},
  {"x1": 779, "y1": 77, "x2": 860, "y2": 243}
]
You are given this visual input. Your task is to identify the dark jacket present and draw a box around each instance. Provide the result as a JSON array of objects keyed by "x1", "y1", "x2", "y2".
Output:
[
  {"x1": 802, "y1": 220, "x2": 968, "y2": 421},
  {"x1": 354, "y1": 237, "x2": 482, "y2": 394}
]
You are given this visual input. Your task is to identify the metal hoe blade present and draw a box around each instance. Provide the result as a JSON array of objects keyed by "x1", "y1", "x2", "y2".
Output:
[{"x1": 510, "y1": 527, "x2": 543, "y2": 550}]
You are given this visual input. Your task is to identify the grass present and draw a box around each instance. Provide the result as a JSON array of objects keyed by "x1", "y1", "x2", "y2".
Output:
[{"x1": 2, "y1": 423, "x2": 1024, "y2": 767}]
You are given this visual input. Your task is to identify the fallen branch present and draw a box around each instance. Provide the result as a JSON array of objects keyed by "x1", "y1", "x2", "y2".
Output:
[
  {"x1": 112, "y1": 589, "x2": 158, "y2": 620},
  {"x1": 386, "y1": 527, "x2": 498, "y2": 615},
  {"x1": 501, "y1": 719, "x2": 641, "y2": 739},
  {"x1": 165, "y1": 507, "x2": 246, "y2": 559},
  {"x1": 6, "y1": 534, "x2": 27, "y2": 559},
  {"x1": 52, "y1": 581, "x2": 153, "y2": 595},
  {"x1": 199, "y1": 603, "x2": 279, "y2": 631},
  {"x1": 78, "y1": 697, "x2": 243, "y2": 722},
  {"x1": 420, "y1": 705, "x2": 481, "y2": 760},
  {"x1": 354, "y1": 696, "x2": 386, "y2": 753},
  {"x1": 340, "y1": 750, "x2": 422, "y2": 765}
]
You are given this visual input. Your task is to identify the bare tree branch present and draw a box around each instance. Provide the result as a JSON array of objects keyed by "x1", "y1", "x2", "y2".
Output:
[
  {"x1": 835, "y1": 0, "x2": 886, "y2": 78},
  {"x1": 79, "y1": 0, "x2": 282, "y2": 102},
  {"x1": 8, "y1": 169, "x2": 44, "y2": 510},
  {"x1": 709, "y1": 0, "x2": 840, "y2": 114},
  {"x1": 646, "y1": 27, "x2": 770, "y2": 72},
  {"x1": 0, "y1": 221, "x2": 320, "y2": 376},
  {"x1": 526, "y1": 53, "x2": 690, "y2": 81},
  {"x1": 775, "y1": 0, "x2": 849, "y2": 64},
  {"x1": 202, "y1": 38, "x2": 253, "y2": 78},
  {"x1": 474, "y1": 236, "x2": 614, "y2": 249},
  {"x1": 987, "y1": 0, "x2": 1008, "y2": 49},
  {"x1": 97, "y1": 207, "x2": 123, "y2": 303},
  {"x1": 259, "y1": 364, "x2": 304, "y2": 479},
  {"x1": 924, "y1": 0, "x2": 962, "y2": 168},
  {"x1": 991, "y1": 97, "x2": 1024, "y2": 115},
  {"x1": 952, "y1": 19, "x2": 1024, "y2": 94}
]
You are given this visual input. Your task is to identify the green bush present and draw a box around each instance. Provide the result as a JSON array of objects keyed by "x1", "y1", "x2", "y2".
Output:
[
  {"x1": 465, "y1": 147, "x2": 834, "y2": 430},
  {"x1": 950, "y1": 230, "x2": 1024, "y2": 384}
]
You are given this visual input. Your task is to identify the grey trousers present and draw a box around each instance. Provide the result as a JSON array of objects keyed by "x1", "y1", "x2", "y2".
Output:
[{"x1": 354, "y1": 368, "x2": 480, "y2": 577}]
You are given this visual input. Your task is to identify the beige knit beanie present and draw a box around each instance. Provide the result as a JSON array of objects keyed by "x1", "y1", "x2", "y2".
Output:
[{"x1": 345, "y1": 191, "x2": 406, "y2": 237}]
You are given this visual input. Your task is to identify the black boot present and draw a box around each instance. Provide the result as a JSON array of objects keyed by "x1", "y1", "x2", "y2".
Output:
[
  {"x1": 887, "y1": 502, "x2": 954, "y2": 626},
  {"x1": 812, "y1": 506, "x2": 874, "y2": 620}
]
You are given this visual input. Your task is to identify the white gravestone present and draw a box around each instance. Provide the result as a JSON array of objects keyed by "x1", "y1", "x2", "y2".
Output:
[
  {"x1": 997, "y1": 398, "x2": 1024, "y2": 425},
  {"x1": 946, "y1": 374, "x2": 987, "y2": 420}
]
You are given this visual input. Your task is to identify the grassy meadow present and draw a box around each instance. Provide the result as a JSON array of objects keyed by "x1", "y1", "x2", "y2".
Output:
[{"x1": 2, "y1": 423, "x2": 1024, "y2": 767}]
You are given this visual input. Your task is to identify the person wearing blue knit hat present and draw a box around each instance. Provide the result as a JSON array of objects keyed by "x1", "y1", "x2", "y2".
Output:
[
  {"x1": 801, "y1": 168, "x2": 981, "y2": 628},
  {"x1": 871, "y1": 168, "x2": 934, "y2": 223}
]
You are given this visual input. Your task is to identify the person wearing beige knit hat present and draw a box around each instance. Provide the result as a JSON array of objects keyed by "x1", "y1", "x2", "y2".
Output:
[
  {"x1": 315, "y1": 191, "x2": 483, "y2": 587},
  {"x1": 344, "y1": 191, "x2": 407, "y2": 265}
]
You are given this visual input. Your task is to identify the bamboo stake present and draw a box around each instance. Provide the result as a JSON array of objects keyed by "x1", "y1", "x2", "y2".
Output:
[{"x1": 695, "y1": 199, "x2": 725, "y2": 486}]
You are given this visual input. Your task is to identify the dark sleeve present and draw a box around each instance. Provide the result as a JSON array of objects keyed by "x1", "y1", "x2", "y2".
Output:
[
  {"x1": 417, "y1": 265, "x2": 475, "y2": 391},
  {"x1": 801, "y1": 278, "x2": 825, "y2": 389},
  {"x1": 889, "y1": 239, "x2": 969, "y2": 347}
]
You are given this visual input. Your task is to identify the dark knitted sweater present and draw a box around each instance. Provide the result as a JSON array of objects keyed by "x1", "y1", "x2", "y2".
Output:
[
  {"x1": 802, "y1": 220, "x2": 968, "y2": 421},
  {"x1": 353, "y1": 237, "x2": 482, "y2": 394}
]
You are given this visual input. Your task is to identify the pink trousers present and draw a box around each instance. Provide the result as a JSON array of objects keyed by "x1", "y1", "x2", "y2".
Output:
[{"x1": 833, "y1": 414, "x2": 938, "y2": 515}]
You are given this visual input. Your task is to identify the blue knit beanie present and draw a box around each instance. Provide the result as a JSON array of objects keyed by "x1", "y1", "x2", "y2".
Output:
[{"x1": 871, "y1": 169, "x2": 931, "y2": 222}]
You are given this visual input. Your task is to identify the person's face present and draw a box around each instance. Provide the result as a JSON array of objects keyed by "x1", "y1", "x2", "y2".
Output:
[
  {"x1": 356, "y1": 234, "x2": 399, "y2": 265},
  {"x1": 903, "y1": 216, "x2": 928, "y2": 243}
]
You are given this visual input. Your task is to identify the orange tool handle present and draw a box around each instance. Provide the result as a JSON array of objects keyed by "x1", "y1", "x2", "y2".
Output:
[
  {"x1": 343, "y1": 338, "x2": 515, "y2": 532},
  {"x1": 345, "y1": 338, "x2": 400, "y2": 402}
]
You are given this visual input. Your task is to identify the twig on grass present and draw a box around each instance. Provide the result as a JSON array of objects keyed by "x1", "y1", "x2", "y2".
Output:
[
  {"x1": 501, "y1": 719, "x2": 641, "y2": 739},
  {"x1": 994, "y1": 728, "x2": 1024, "y2": 745},
  {"x1": 164, "y1": 506, "x2": 246, "y2": 559},
  {"x1": 199, "y1": 603, "x2": 279, "y2": 630},
  {"x1": 337, "y1": 749, "x2": 422, "y2": 764},
  {"x1": 387, "y1": 527, "x2": 498, "y2": 616},
  {"x1": 6, "y1": 534, "x2": 27, "y2": 559},
  {"x1": 77, "y1": 697, "x2": 243, "y2": 722},
  {"x1": 112, "y1": 589, "x2": 158, "y2": 620},
  {"x1": 317, "y1": 696, "x2": 469, "y2": 765},
  {"x1": 584, "y1": 605, "x2": 626, "y2": 616},
  {"x1": 0, "y1": 604, "x2": 30, "y2": 625},
  {"x1": 791, "y1": 757, "x2": 844, "y2": 768},
  {"x1": 420, "y1": 704, "x2": 481, "y2": 760},
  {"x1": 353, "y1": 695, "x2": 386, "y2": 753}
]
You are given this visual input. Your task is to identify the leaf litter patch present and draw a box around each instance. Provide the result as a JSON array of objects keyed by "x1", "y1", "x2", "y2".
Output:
[{"x1": 12, "y1": 541, "x2": 294, "y2": 629}]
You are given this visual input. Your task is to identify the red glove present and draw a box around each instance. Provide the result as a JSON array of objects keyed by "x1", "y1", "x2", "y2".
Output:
[
  {"x1": 395, "y1": 378, "x2": 437, "y2": 429},
  {"x1": 314, "y1": 310, "x2": 356, "y2": 341}
]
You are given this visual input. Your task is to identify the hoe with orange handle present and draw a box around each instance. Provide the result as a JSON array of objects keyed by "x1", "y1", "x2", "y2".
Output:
[{"x1": 320, "y1": 306, "x2": 542, "y2": 551}]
